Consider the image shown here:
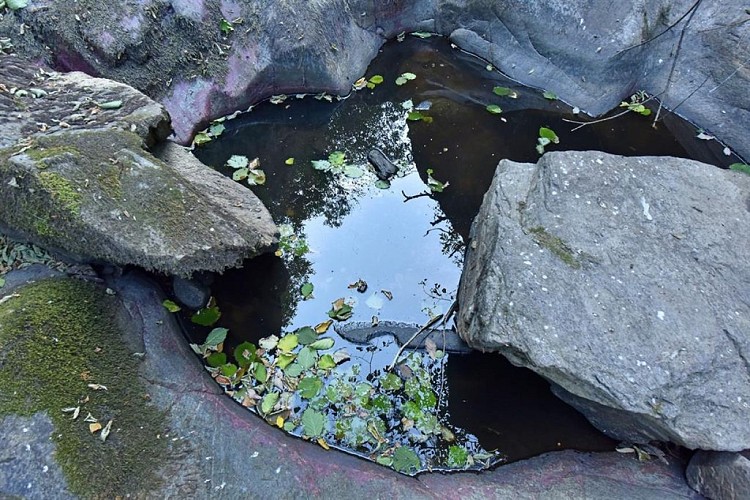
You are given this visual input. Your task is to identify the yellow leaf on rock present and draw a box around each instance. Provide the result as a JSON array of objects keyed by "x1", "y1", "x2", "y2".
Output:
[
  {"x1": 276, "y1": 416, "x2": 284, "y2": 428},
  {"x1": 317, "y1": 438, "x2": 330, "y2": 450},
  {"x1": 89, "y1": 422, "x2": 102, "y2": 433}
]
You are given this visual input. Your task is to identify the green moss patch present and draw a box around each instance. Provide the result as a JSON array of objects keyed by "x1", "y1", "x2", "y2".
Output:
[
  {"x1": 0, "y1": 278, "x2": 167, "y2": 497},
  {"x1": 528, "y1": 226, "x2": 581, "y2": 269},
  {"x1": 37, "y1": 172, "x2": 82, "y2": 214}
]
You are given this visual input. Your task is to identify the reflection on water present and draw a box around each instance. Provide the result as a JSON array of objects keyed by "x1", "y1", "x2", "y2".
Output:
[{"x1": 189, "y1": 36, "x2": 731, "y2": 462}]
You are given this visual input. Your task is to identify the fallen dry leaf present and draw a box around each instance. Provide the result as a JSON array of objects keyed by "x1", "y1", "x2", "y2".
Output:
[
  {"x1": 89, "y1": 422, "x2": 102, "y2": 433},
  {"x1": 100, "y1": 420, "x2": 113, "y2": 442}
]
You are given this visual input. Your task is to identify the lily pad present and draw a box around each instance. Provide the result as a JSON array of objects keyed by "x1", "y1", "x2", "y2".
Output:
[{"x1": 485, "y1": 104, "x2": 502, "y2": 114}]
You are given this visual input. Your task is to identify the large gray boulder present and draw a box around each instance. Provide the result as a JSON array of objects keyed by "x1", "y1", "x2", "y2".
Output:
[
  {"x1": 457, "y1": 151, "x2": 750, "y2": 450},
  {"x1": 0, "y1": 55, "x2": 277, "y2": 276},
  {"x1": 1, "y1": 1, "x2": 746, "y2": 160}
]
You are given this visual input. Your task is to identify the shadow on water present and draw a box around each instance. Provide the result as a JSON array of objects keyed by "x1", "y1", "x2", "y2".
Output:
[{"x1": 187, "y1": 36, "x2": 737, "y2": 464}]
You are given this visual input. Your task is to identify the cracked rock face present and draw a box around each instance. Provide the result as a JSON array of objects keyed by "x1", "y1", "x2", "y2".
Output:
[
  {"x1": 0, "y1": 56, "x2": 277, "y2": 276},
  {"x1": 458, "y1": 151, "x2": 750, "y2": 450}
]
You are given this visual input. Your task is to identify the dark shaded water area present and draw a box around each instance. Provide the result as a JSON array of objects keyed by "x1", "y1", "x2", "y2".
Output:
[{"x1": 182, "y1": 36, "x2": 736, "y2": 465}]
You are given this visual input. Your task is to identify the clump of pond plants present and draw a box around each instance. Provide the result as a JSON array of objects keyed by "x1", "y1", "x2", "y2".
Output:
[{"x1": 185, "y1": 301, "x2": 500, "y2": 474}]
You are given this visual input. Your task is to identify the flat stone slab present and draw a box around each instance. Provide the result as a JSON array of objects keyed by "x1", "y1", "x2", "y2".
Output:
[
  {"x1": 0, "y1": 267, "x2": 701, "y2": 498},
  {"x1": 458, "y1": 151, "x2": 750, "y2": 450}
]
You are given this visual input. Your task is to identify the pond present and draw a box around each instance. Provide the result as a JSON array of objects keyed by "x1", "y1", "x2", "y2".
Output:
[{"x1": 178, "y1": 35, "x2": 738, "y2": 474}]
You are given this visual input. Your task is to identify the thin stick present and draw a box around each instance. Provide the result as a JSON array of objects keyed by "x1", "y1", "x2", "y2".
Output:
[
  {"x1": 387, "y1": 313, "x2": 445, "y2": 372},
  {"x1": 615, "y1": 0, "x2": 702, "y2": 56}
]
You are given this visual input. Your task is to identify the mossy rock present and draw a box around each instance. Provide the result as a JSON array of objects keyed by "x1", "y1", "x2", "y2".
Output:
[
  {"x1": 0, "y1": 55, "x2": 277, "y2": 276},
  {"x1": 0, "y1": 278, "x2": 168, "y2": 497}
]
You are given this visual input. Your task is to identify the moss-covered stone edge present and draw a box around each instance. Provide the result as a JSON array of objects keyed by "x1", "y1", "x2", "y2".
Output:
[
  {"x1": 527, "y1": 226, "x2": 582, "y2": 269},
  {"x1": 0, "y1": 278, "x2": 169, "y2": 498}
]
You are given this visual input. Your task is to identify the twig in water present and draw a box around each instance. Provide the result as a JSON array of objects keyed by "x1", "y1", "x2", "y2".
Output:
[
  {"x1": 386, "y1": 301, "x2": 456, "y2": 371},
  {"x1": 402, "y1": 190, "x2": 431, "y2": 202}
]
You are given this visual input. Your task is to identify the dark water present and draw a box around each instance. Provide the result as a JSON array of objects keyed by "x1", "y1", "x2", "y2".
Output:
[{"x1": 186, "y1": 36, "x2": 736, "y2": 464}]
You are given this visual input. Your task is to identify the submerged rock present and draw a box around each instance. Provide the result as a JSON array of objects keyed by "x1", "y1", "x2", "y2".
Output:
[
  {"x1": 367, "y1": 148, "x2": 399, "y2": 181},
  {"x1": 0, "y1": 56, "x2": 277, "y2": 276},
  {"x1": 458, "y1": 151, "x2": 750, "y2": 451},
  {"x1": 335, "y1": 320, "x2": 471, "y2": 354}
]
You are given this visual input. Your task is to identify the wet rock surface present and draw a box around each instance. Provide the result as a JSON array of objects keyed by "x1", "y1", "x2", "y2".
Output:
[
  {"x1": 458, "y1": 151, "x2": 750, "y2": 450},
  {"x1": 0, "y1": 267, "x2": 702, "y2": 498},
  {"x1": 0, "y1": 1, "x2": 746, "y2": 161},
  {"x1": 0, "y1": 56, "x2": 277, "y2": 276},
  {"x1": 686, "y1": 451, "x2": 750, "y2": 500}
]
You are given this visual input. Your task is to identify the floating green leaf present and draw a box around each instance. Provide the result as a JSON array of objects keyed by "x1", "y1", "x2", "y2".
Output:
[
  {"x1": 542, "y1": 90, "x2": 558, "y2": 100},
  {"x1": 395, "y1": 72, "x2": 417, "y2": 86},
  {"x1": 374, "y1": 180, "x2": 391, "y2": 189},
  {"x1": 301, "y1": 282, "x2": 314, "y2": 299},
  {"x1": 285, "y1": 157, "x2": 295, "y2": 165},
  {"x1": 410, "y1": 32, "x2": 432, "y2": 39},
  {"x1": 309, "y1": 338, "x2": 335, "y2": 351},
  {"x1": 301, "y1": 408, "x2": 326, "y2": 437},
  {"x1": 317, "y1": 354, "x2": 336, "y2": 370},
  {"x1": 493, "y1": 86, "x2": 518, "y2": 98},
  {"x1": 539, "y1": 127, "x2": 559, "y2": 143},
  {"x1": 328, "y1": 151, "x2": 346, "y2": 166},
  {"x1": 537, "y1": 127, "x2": 560, "y2": 155},
  {"x1": 284, "y1": 362, "x2": 303, "y2": 378},
  {"x1": 343, "y1": 165, "x2": 365, "y2": 178},
  {"x1": 297, "y1": 347, "x2": 317, "y2": 370},
  {"x1": 447, "y1": 446, "x2": 470, "y2": 467},
  {"x1": 204, "y1": 327, "x2": 228, "y2": 347},
  {"x1": 298, "y1": 377, "x2": 323, "y2": 399},
  {"x1": 191, "y1": 306, "x2": 221, "y2": 326},
  {"x1": 392, "y1": 446, "x2": 420, "y2": 473},
  {"x1": 220, "y1": 363, "x2": 238, "y2": 377},
  {"x1": 485, "y1": 104, "x2": 502, "y2": 114},
  {"x1": 328, "y1": 298, "x2": 353, "y2": 321},
  {"x1": 369, "y1": 75, "x2": 384, "y2": 85},
  {"x1": 206, "y1": 352, "x2": 227, "y2": 368},
  {"x1": 227, "y1": 155, "x2": 248, "y2": 170},
  {"x1": 234, "y1": 341, "x2": 257, "y2": 368},
  {"x1": 380, "y1": 372, "x2": 403, "y2": 391},
  {"x1": 296, "y1": 326, "x2": 317, "y2": 345},
  {"x1": 260, "y1": 392, "x2": 279, "y2": 415},
  {"x1": 209, "y1": 122, "x2": 225, "y2": 137},
  {"x1": 729, "y1": 163, "x2": 750, "y2": 175},
  {"x1": 162, "y1": 300, "x2": 181, "y2": 313},
  {"x1": 277, "y1": 334, "x2": 299, "y2": 353},
  {"x1": 193, "y1": 132, "x2": 212, "y2": 146},
  {"x1": 311, "y1": 159, "x2": 332, "y2": 171},
  {"x1": 254, "y1": 362, "x2": 268, "y2": 383},
  {"x1": 276, "y1": 353, "x2": 295, "y2": 369},
  {"x1": 259, "y1": 335, "x2": 279, "y2": 351}
]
